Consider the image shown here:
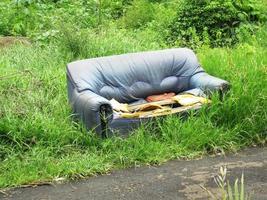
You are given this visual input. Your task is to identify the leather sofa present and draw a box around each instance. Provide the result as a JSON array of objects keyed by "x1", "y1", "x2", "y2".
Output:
[{"x1": 67, "y1": 48, "x2": 230, "y2": 136}]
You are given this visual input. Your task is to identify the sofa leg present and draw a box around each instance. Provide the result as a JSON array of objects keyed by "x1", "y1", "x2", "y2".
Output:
[
  {"x1": 217, "y1": 83, "x2": 231, "y2": 101},
  {"x1": 100, "y1": 104, "x2": 113, "y2": 138}
]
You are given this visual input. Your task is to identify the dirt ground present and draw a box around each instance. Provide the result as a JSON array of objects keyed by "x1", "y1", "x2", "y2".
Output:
[
  {"x1": 1, "y1": 147, "x2": 266, "y2": 200},
  {"x1": 0, "y1": 37, "x2": 30, "y2": 49}
]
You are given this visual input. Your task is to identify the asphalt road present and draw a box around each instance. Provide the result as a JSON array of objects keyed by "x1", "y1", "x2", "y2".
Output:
[{"x1": 1, "y1": 147, "x2": 266, "y2": 200}]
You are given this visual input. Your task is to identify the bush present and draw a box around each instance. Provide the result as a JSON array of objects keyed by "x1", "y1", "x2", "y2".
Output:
[
  {"x1": 146, "y1": 2, "x2": 178, "y2": 41},
  {"x1": 0, "y1": 1, "x2": 38, "y2": 36},
  {"x1": 122, "y1": 0, "x2": 155, "y2": 29},
  {"x1": 168, "y1": 0, "x2": 266, "y2": 48}
]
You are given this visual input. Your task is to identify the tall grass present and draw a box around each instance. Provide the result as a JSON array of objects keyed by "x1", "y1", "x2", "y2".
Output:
[{"x1": 0, "y1": 26, "x2": 266, "y2": 188}]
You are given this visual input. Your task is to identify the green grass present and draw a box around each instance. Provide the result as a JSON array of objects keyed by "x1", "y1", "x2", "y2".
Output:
[{"x1": 0, "y1": 26, "x2": 266, "y2": 189}]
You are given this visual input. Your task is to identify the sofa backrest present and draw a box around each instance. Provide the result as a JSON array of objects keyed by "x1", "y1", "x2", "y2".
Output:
[{"x1": 67, "y1": 48, "x2": 203, "y2": 103}]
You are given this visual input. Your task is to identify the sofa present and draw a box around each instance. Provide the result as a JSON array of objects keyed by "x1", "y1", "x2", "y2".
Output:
[{"x1": 67, "y1": 48, "x2": 230, "y2": 136}]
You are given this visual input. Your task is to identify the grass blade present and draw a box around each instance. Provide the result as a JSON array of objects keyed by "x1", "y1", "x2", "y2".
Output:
[
  {"x1": 240, "y1": 173, "x2": 244, "y2": 200},
  {"x1": 227, "y1": 180, "x2": 234, "y2": 200},
  {"x1": 234, "y1": 179, "x2": 239, "y2": 200}
]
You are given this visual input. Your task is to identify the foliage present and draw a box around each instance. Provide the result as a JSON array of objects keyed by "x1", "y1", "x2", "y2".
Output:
[
  {"x1": 146, "y1": 2, "x2": 178, "y2": 41},
  {"x1": 0, "y1": 0, "x2": 266, "y2": 48},
  {"x1": 59, "y1": 25, "x2": 161, "y2": 59},
  {"x1": 121, "y1": 0, "x2": 155, "y2": 29},
  {"x1": 203, "y1": 166, "x2": 249, "y2": 200},
  {"x1": 0, "y1": 0, "x2": 105, "y2": 37},
  {"x1": 168, "y1": 0, "x2": 266, "y2": 48},
  {"x1": 0, "y1": 1, "x2": 38, "y2": 36}
]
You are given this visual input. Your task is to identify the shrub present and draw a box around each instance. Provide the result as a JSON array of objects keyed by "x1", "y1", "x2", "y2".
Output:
[
  {"x1": 168, "y1": 0, "x2": 266, "y2": 48},
  {"x1": 146, "y1": 2, "x2": 178, "y2": 41},
  {"x1": 0, "y1": 1, "x2": 37, "y2": 36},
  {"x1": 122, "y1": 0, "x2": 155, "y2": 29}
]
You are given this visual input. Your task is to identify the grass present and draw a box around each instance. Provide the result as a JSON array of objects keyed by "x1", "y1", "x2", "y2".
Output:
[
  {"x1": 201, "y1": 166, "x2": 248, "y2": 200},
  {"x1": 0, "y1": 25, "x2": 266, "y2": 189}
]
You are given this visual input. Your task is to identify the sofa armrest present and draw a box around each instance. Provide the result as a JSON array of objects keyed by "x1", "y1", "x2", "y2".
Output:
[
  {"x1": 189, "y1": 72, "x2": 230, "y2": 96},
  {"x1": 72, "y1": 90, "x2": 113, "y2": 136}
]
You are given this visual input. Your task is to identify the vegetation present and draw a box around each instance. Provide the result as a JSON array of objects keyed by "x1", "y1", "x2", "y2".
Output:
[
  {"x1": 0, "y1": 0, "x2": 266, "y2": 189},
  {"x1": 202, "y1": 166, "x2": 249, "y2": 200},
  {"x1": 168, "y1": 0, "x2": 266, "y2": 48}
]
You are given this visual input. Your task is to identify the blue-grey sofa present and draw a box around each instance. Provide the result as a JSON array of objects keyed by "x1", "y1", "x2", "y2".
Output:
[{"x1": 67, "y1": 48, "x2": 229, "y2": 136}]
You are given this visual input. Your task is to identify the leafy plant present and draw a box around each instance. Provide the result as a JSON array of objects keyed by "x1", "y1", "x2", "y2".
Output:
[
  {"x1": 215, "y1": 166, "x2": 248, "y2": 200},
  {"x1": 201, "y1": 166, "x2": 250, "y2": 200},
  {"x1": 168, "y1": 0, "x2": 266, "y2": 48},
  {"x1": 122, "y1": 0, "x2": 155, "y2": 29}
]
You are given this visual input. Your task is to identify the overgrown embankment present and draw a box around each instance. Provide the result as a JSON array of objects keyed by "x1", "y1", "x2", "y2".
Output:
[{"x1": 0, "y1": 0, "x2": 266, "y2": 189}]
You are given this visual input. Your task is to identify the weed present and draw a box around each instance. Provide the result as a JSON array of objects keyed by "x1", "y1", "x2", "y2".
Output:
[{"x1": 202, "y1": 166, "x2": 250, "y2": 200}]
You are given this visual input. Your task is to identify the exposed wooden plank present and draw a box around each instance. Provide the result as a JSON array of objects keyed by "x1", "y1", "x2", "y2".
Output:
[
  {"x1": 128, "y1": 99, "x2": 177, "y2": 112},
  {"x1": 120, "y1": 103, "x2": 202, "y2": 119}
]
